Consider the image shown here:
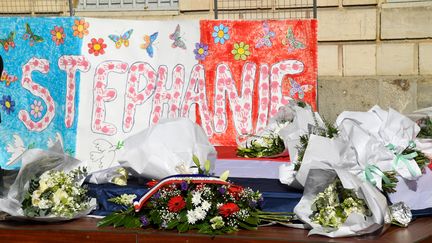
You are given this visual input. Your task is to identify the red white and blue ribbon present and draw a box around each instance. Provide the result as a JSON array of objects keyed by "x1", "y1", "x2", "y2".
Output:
[{"x1": 133, "y1": 174, "x2": 230, "y2": 212}]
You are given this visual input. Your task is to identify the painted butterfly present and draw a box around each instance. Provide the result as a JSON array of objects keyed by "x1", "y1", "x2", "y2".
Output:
[
  {"x1": 108, "y1": 29, "x2": 133, "y2": 49},
  {"x1": 255, "y1": 21, "x2": 275, "y2": 48},
  {"x1": 23, "y1": 23, "x2": 44, "y2": 46},
  {"x1": 140, "y1": 32, "x2": 158, "y2": 58},
  {"x1": 0, "y1": 32, "x2": 15, "y2": 52},
  {"x1": 282, "y1": 27, "x2": 305, "y2": 53},
  {"x1": 289, "y1": 78, "x2": 305, "y2": 100},
  {"x1": 169, "y1": 24, "x2": 186, "y2": 50},
  {"x1": 1, "y1": 71, "x2": 18, "y2": 87}
]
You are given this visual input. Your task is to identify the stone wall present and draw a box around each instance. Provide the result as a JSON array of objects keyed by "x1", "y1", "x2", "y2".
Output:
[{"x1": 2, "y1": 0, "x2": 431, "y2": 122}]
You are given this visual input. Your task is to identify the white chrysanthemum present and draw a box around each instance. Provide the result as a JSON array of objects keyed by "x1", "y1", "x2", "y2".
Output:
[
  {"x1": 201, "y1": 200, "x2": 211, "y2": 211},
  {"x1": 195, "y1": 207, "x2": 207, "y2": 221},
  {"x1": 191, "y1": 191, "x2": 202, "y2": 206},
  {"x1": 187, "y1": 210, "x2": 198, "y2": 224}
]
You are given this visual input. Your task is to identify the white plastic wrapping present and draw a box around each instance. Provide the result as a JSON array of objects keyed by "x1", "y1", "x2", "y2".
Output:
[
  {"x1": 278, "y1": 104, "x2": 324, "y2": 187},
  {"x1": 117, "y1": 118, "x2": 216, "y2": 180},
  {"x1": 336, "y1": 106, "x2": 422, "y2": 181},
  {"x1": 294, "y1": 165, "x2": 388, "y2": 237},
  {"x1": 0, "y1": 142, "x2": 95, "y2": 221}
]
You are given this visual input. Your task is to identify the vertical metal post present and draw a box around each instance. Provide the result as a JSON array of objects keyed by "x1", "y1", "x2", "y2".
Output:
[
  {"x1": 214, "y1": 0, "x2": 218, "y2": 19},
  {"x1": 68, "y1": 0, "x2": 74, "y2": 16},
  {"x1": 313, "y1": 0, "x2": 317, "y2": 19}
]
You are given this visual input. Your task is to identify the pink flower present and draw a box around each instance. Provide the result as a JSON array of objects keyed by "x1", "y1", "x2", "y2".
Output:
[
  {"x1": 51, "y1": 26, "x2": 65, "y2": 46},
  {"x1": 30, "y1": 100, "x2": 43, "y2": 118}
]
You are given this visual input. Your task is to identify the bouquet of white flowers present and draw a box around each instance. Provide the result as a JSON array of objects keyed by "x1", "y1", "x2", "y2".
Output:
[
  {"x1": 22, "y1": 167, "x2": 91, "y2": 218},
  {"x1": 0, "y1": 142, "x2": 95, "y2": 221},
  {"x1": 310, "y1": 178, "x2": 370, "y2": 229},
  {"x1": 294, "y1": 165, "x2": 388, "y2": 237}
]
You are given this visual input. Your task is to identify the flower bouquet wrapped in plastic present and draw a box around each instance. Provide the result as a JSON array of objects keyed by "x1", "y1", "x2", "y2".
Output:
[
  {"x1": 294, "y1": 164, "x2": 388, "y2": 237},
  {"x1": 236, "y1": 101, "x2": 298, "y2": 158},
  {"x1": 0, "y1": 142, "x2": 95, "y2": 222},
  {"x1": 336, "y1": 105, "x2": 432, "y2": 210},
  {"x1": 278, "y1": 101, "x2": 328, "y2": 188}
]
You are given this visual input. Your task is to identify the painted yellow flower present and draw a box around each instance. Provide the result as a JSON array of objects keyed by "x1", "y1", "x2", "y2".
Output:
[
  {"x1": 72, "y1": 19, "x2": 89, "y2": 39},
  {"x1": 231, "y1": 42, "x2": 251, "y2": 60}
]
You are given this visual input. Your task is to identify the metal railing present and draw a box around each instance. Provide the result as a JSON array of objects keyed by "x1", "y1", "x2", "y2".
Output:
[
  {"x1": 0, "y1": 0, "x2": 71, "y2": 16},
  {"x1": 214, "y1": 0, "x2": 317, "y2": 20},
  {"x1": 76, "y1": 0, "x2": 179, "y2": 11}
]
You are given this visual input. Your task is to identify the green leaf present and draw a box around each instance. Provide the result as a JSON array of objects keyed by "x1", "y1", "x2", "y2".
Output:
[
  {"x1": 192, "y1": 155, "x2": 201, "y2": 168},
  {"x1": 177, "y1": 222, "x2": 189, "y2": 233},
  {"x1": 238, "y1": 221, "x2": 257, "y2": 231},
  {"x1": 244, "y1": 215, "x2": 259, "y2": 226},
  {"x1": 113, "y1": 214, "x2": 127, "y2": 227},
  {"x1": 124, "y1": 216, "x2": 141, "y2": 228},
  {"x1": 204, "y1": 159, "x2": 211, "y2": 174},
  {"x1": 33, "y1": 35, "x2": 44, "y2": 42},
  {"x1": 98, "y1": 213, "x2": 122, "y2": 227},
  {"x1": 219, "y1": 170, "x2": 230, "y2": 181},
  {"x1": 167, "y1": 220, "x2": 179, "y2": 230}
]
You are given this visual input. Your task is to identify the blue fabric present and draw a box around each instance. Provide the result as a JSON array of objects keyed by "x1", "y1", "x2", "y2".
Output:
[{"x1": 85, "y1": 177, "x2": 432, "y2": 218}]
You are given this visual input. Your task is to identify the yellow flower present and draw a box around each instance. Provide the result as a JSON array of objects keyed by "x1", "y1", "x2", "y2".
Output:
[{"x1": 231, "y1": 42, "x2": 251, "y2": 60}]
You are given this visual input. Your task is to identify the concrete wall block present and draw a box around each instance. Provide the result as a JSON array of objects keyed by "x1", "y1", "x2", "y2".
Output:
[
  {"x1": 378, "y1": 77, "x2": 417, "y2": 113},
  {"x1": 318, "y1": 78, "x2": 379, "y2": 122},
  {"x1": 343, "y1": 44, "x2": 376, "y2": 76},
  {"x1": 381, "y1": 2, "x2": 432, "y2": 39},
  {"x1": 419, "y1": 43, "x2": 432, "y2": 75},
  {"x1": 318, "y1": 8, "x2": 376, "y2": 41},
  {"x1": 318, "y1": 45, "x2": 341, "y2": 76},
  {"x1": 377, "y1": 43, "x2": 417, "y2": 76},
  {"x1": 179, "y1": 0, "x2": 210, "y2": 11},
  {"x1": 418, "y1": 76, "x2": 432, "y2": 109},
  {"x1": 317, "y1": 0, "x2": 339, "y2": 6},
  {"x1": 343, "y1": 0, "x2": 377, "y2": 6}
]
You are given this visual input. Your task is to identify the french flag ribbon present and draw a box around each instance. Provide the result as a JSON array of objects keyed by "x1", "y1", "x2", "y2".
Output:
[{"x1": 133, "y1": 174, "x2": 230, "y2": 212}]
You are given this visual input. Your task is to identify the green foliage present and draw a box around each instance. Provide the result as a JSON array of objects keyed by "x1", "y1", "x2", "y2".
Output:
[
  {"x1": 402, "y1": 147, "x2": 429, "y2": 170},
  {"x1": 382, "y1": 171, "x2": 399, "y2": 194},
  {"x1": 417, "y1": 117, "x2": 432, "y2": 138},
  {"x1": 236, "y1": 134, "x2": 285, "y2": 158},
  {"x1": 97, "y1": 207, "x2": 141, "y2": 228},
  {"x1": 294, "y1": 117, "x2": 339, "y2": 171},
  {"x1": 295, "y1": 134, "x2": 309, "y2": 171},
  {"x1": 310, "y1": 178, "x2": 370, "y2": 229}
]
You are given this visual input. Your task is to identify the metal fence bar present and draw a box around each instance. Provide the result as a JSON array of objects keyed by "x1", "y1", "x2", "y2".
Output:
[{"x1": 214, "y1": 0, "x2": 317, "y2": 20}]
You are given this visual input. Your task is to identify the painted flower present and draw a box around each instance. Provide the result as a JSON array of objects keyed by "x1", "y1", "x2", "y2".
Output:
[
  {"x1": 30, "y1": 100, "x2": 43, "y2": 119},
  {"x1": 219, "y1": 202, "x2": 240, "y2": 217},
  {"x1": 193, "y1": 43, "x2": 209, "y2": 61},
  {"x1": 51, "y1": 26, "x2": 65, "y2": 45},
  {"x1": 212, "y1": 24, "x2": 230, "y2": 44},
  {"x1": 231, "y1": 42, "x2": 251, "y2": 60},
  {"x1": 0, "y1": 95, "x2": 15, "y2": 114},
  {"x1": 72, "y1": 19, "x2": 89, "y2": 39},
  {"x1": 167, "y1": 195, "x2": 186, "y2": 213},
  {"x1": 88, "y1": 38, "x2": 107, "y2": 56}
]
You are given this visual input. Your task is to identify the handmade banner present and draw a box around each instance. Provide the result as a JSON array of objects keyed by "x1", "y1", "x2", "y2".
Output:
[{"x1": 0, "y1": 17, "x2": 317, "y2": 170}]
